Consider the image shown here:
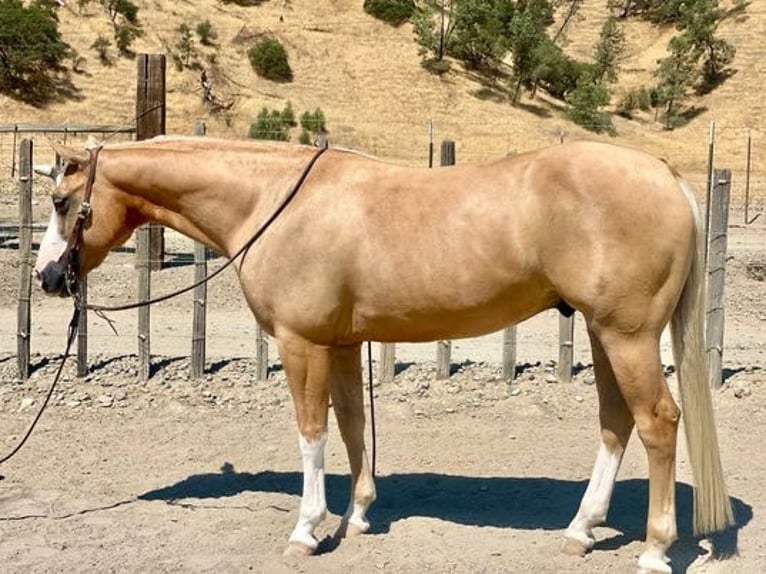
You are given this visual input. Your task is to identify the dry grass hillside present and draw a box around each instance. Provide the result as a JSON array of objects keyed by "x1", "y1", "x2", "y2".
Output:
[{"x1": 1, "y1": 0, "x2": 764, "y2": 205}]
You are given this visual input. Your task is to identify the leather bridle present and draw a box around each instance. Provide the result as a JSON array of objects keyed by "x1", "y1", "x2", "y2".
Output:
[{"x1": 59, "y1": 146, "x2": 102, "y2": 297}]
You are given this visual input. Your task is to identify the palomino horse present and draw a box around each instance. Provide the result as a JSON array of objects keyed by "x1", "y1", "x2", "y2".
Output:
[{"x1": 34, "y1": 137, "x2": 732, "y2": 573}]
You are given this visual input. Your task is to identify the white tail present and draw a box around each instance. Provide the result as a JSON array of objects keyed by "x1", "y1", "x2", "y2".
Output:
[{"x1": 671, "y1": 177, "x2": 734, "y2": 534}]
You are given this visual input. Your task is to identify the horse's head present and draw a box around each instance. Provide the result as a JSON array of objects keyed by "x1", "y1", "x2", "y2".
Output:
[{"x1": 34, "y1": 143, "x2": 136, "y2": 296}]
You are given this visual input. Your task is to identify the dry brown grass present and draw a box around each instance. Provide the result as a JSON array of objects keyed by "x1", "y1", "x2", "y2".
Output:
[{"x1": 1, "y1": 0, "x2": 764, "y2": 206}]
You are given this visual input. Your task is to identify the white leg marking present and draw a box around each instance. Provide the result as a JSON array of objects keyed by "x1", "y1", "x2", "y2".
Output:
[
  {"x1": 637, "y1": 545, "x2": 672, "y2": 574},
  {"x1": 289, "y1": 432, "x2": 328, "y2": 551},
  {"x1": 34, "y1": 208, "x2": 67, "y2": 277},
  {"x1": 345, "y1": 501, "x2": 370, "y2": 533},
  {"x1": 565, "y1": 442, "x2": 623, "y2": 549}
]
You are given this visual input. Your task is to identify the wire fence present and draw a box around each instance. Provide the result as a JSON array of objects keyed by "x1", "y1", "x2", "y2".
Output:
[{"x1": 0, "y1": 121, "x2": 764, "y2": 211}]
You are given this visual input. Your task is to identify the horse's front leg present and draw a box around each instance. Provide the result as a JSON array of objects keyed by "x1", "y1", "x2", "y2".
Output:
[
  {"x1": 277, "y1": 332, "x2": 332, "y2": 557},
  {"x1": 329, "y1": 344, "x2": 376, "y2": 538}
]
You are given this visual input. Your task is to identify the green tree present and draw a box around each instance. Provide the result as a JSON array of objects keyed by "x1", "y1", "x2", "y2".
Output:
[
  {"x1": 449, "y1": 0, "x2": 515, "y2": 72},
  {"x1": 0, "y1": 0, "x2": 72, "y2": 103},
  {"x1": 507, "y1": 0, "x2": 554, "y2": 103},
  {"x1": 566, "y1": 73, "x2": 615, "y2": 135},
  {"x1": 173, "y1": 23, "x2": 195, "y2": 69},
  {"x1": 99, "y1": 0, "x2": 142, "y2": 56},
  {"x1": 677, "y1": 0, "x2": 736, "y2": 91},
  {"x1": 653, "y1": 35, "x2": 696, "y2": 128},
  {"x1": 412, "y1": 0, "x2": 456, "y2": 66},
  {"x1": 530, "y1": 38, "x2": 587, "y2": 99},
  {"x1": 592, "y1": 15, "x2": 625, "y2": 84},
  {"x1": 248, "y1": 37, "x2": 292, "y2": 81}
]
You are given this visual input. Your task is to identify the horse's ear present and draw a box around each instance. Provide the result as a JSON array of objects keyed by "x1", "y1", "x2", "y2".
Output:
[{"x1": 51, "y1": 143, "x2": 91, "y2": 166}]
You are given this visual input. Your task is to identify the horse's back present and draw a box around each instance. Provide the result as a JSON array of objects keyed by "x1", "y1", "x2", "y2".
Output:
[{"x1": 248, "y1": 142, "x2": 697, "y2": 343}]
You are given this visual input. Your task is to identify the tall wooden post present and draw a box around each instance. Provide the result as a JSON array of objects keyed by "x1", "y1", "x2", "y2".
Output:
[
  {"x1": 135, "y1": 54, "x2": 166, "y2": 381},
  {"x1": 435, "y1": 139, "x2": 456, "y2": 380},
  {"x1": 191, "y1": 121, "x2": 207, "y2": 379},
  {"x1": 17, "y1": 139, "x2": 33, "y2": 381},
  {"x1": 703, "y1": 121, "x2": 715, "y2": 267},
  {"x1": 706, "y1": 169, "x2": 731, "y2": 388},
  {"x1": 136, "y1": 54, "x2": 166, "y2": 271}
]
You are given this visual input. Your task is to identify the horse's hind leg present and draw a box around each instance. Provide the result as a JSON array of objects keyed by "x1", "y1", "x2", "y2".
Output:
[
  {"x1": 595, "y1": 329, "x2": 680, "y2": 574},
  {"x1": 564, "y1": 327, "x2": 635, "y2": 555},
  {"x1": 329, "y1": 344, "x2": 376, "y2": 538}
]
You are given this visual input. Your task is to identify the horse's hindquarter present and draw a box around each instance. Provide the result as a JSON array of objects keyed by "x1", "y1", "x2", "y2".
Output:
[
  {"x1": 245, "y1": 143, "x2": 695, "y2": 345},
  {"x1": 530, "y1": 143, "x2": 697, "y2": 332}
]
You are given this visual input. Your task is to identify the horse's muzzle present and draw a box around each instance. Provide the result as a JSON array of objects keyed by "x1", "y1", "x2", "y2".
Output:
[{"x1": 36, "y1": 260, "x2": 70, "y2": 296}]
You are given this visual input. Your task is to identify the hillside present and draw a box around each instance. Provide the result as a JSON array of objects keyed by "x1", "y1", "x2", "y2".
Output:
[{"x1": 1, "y1": 0, "x2": 764, "y2": 204}]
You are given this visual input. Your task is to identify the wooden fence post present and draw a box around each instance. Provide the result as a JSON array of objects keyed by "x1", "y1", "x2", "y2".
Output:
[
  {"x1": 558, "y1": 313, "x2": 574, "y2": 382},
  {"x1": 135, "y1": 54, "x2": 166, "y2": 381},
  {"x1": 379, "y1": 343, "x2": 395, "y2": 384},
  {"x1": 703, "y1": 121, "x2": 715, "y2": 267},
  {"x1": 16, "y1": 139, "x2": 33, "y2": 381},
  {"x1": 502, "y1": 326, "x2": 517, "y2": 381},
  {"x1": 77, "y1": 279, "x2": 88, "y2": 377},
  {"x1": 137, "y1": 54, "x2": 166, "y2": 271},
  {"x1": 436, "y1": 139, "x2": 456, "y2": 379},
  {"x1": 706, "y1": 168, "x2": 731, "y2": 388},
  {"x1": 190, "y1": 120, "x2": 207, "y2": 379}
]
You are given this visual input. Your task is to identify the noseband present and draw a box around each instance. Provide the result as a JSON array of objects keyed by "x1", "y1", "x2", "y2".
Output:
[{"x1": 58, "y1": 146, "x2": 102, "y2": 296}]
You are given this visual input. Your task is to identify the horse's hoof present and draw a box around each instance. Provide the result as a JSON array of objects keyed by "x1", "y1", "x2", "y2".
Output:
[
  {"x1": 344, "y1": 522, "x2": 367, "y2": 537},
  {"x1": 283, "y1": 541, "x2": 315, "y2": 560},
  {"x1": 561, "y1": 537, "x2": 590, "y2": 557},
  {"x1": 334, "y1": 521, "x2": 365, "y2": 539}
]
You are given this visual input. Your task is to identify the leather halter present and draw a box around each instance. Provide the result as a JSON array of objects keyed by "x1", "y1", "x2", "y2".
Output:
[{"x1": 59, "y1": 146, "x2": 102, "y2": 296}]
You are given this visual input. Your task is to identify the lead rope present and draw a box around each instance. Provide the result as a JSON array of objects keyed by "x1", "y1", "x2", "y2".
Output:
[
  {"x1": 0, "y1": 306, "x2": 80, "y2": 466},
  {"x1": 0, "y1": 146, "x2": 328, "y2": 467},
  {"x1": 367, "y1": 341, "x2": 376, "y2": 476}
]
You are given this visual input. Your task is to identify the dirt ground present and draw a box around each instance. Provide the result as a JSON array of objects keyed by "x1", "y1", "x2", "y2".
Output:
[{"x1": 0, "y1": 195, "x2": 764, "y2": 572}]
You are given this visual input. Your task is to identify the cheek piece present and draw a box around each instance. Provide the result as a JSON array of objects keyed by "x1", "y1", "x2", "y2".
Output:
[{"x1": 54, "y1": 147, "x2": 100, "y2": 298}]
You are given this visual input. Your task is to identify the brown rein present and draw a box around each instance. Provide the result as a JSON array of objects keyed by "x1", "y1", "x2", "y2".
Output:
[{"x1": 82, "y1": 145, "x2": 329, "y2": 312}]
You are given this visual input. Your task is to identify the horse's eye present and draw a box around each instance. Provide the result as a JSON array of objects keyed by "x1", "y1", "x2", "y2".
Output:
[{"x1": 52, "y1": 195, "x2": 69, "y2": 215}]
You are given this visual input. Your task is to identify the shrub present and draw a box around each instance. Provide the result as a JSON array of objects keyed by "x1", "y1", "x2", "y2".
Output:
[
  {"x1": 300, "y1": 108, "x2": 326, "y2": 134},
  {"x1": 249, "y1": 103, "x2": 328, "y2": 143},
  {"x1": 248, "y1": 37, "x2": 292, "y2": 82},
  {"x1": 249, "y1": 102, "x2": 298, "y2": 141},
  {"x1": 615, "y1": 86, "x2": 652, "y2": 118},
  {"x1": 196, "y1": 19, "x2": 217, "y2": 46},
  {"x1": 91, "y1": 35, "x2": 112, "y2": 65},
  {"x1": 363, "y1": 0, "x2": 415, "y2": 27}
]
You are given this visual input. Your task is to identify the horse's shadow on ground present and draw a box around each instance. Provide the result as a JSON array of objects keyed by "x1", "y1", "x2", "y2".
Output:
[{"x1": 140, "y1": 465, "x2": 752, "y2": 569}]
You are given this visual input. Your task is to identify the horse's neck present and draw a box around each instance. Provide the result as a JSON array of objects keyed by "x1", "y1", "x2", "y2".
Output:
[{"x1": 102, "y1": 144, "x2": 312, "y2": 256}]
